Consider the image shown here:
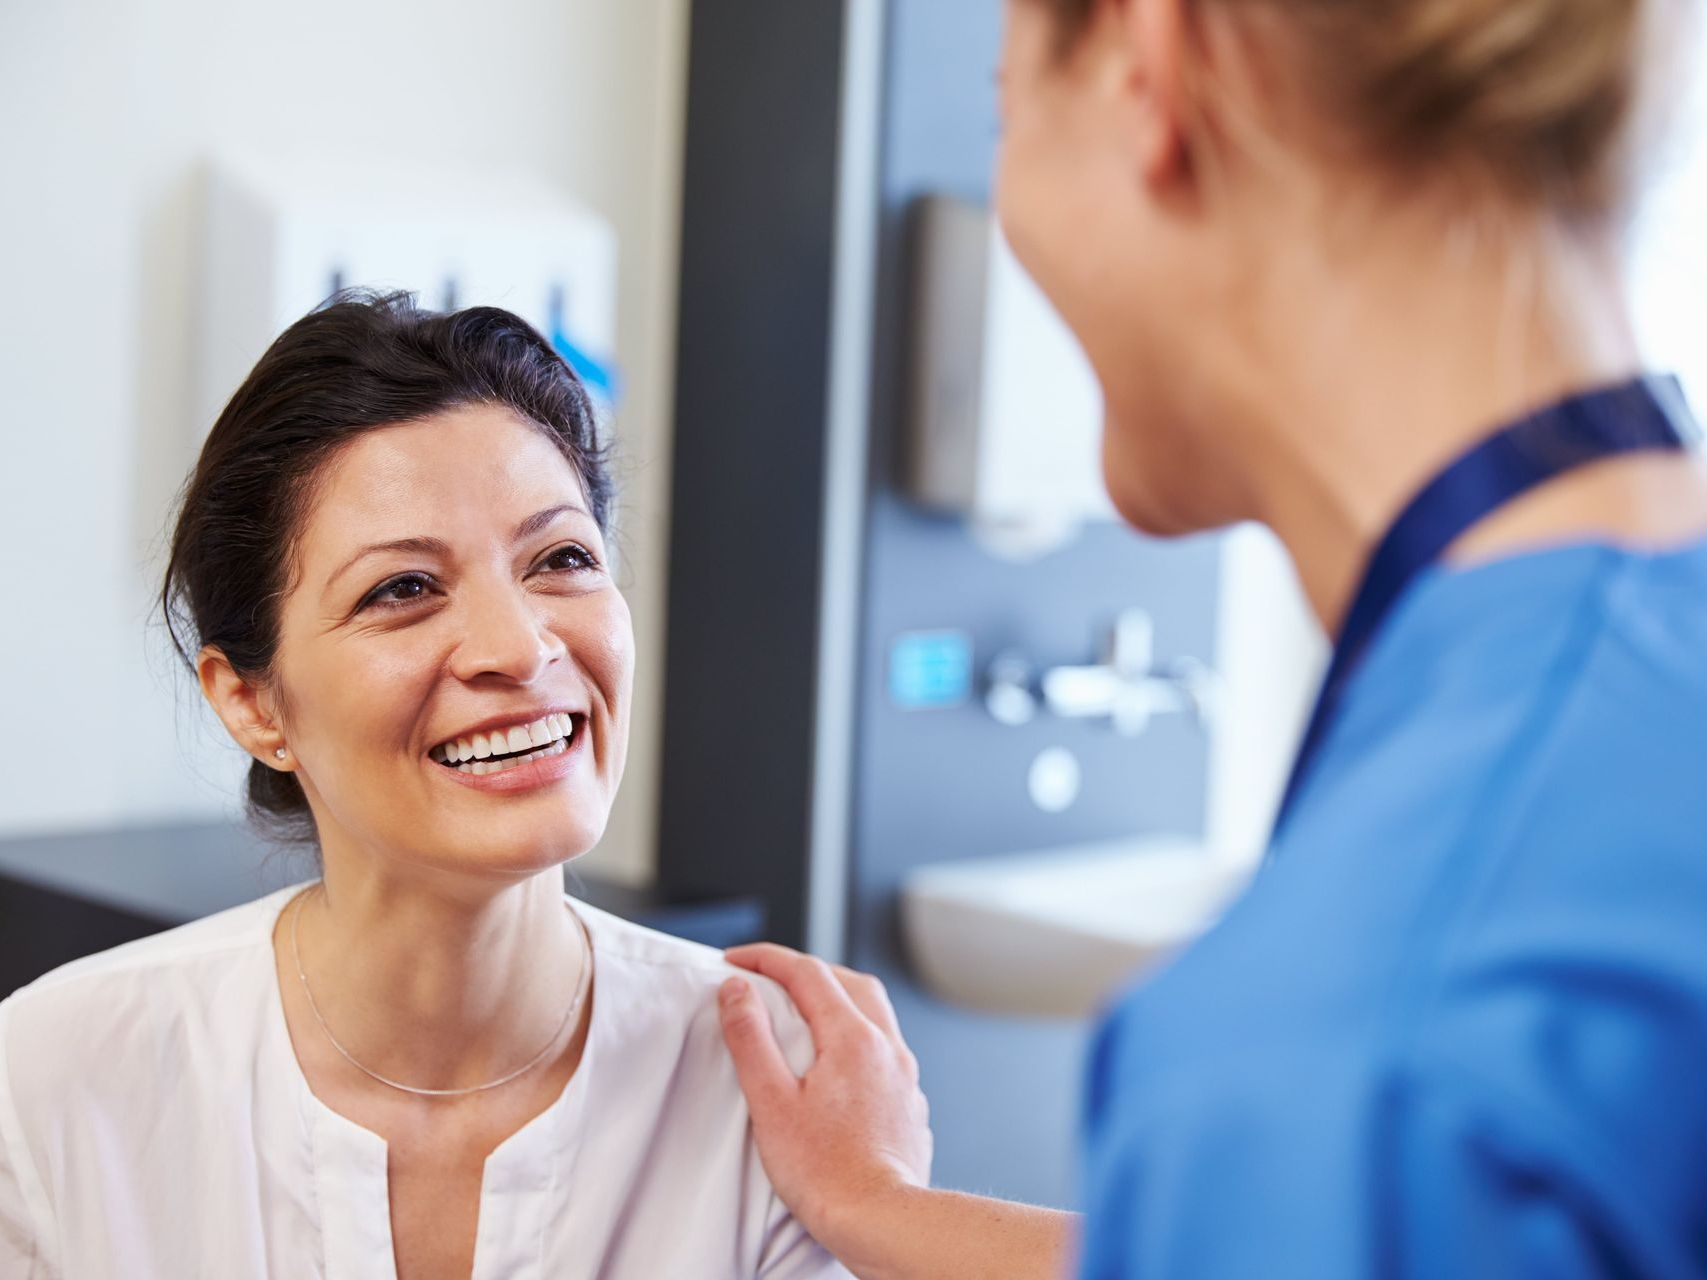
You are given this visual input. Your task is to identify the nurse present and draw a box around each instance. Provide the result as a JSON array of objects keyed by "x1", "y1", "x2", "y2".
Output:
[{"x1": 718, "y1": 0, "x2": 1707, "y2": 1275}]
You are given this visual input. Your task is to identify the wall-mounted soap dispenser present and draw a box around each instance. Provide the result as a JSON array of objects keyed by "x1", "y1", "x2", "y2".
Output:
[
  {"x1": 904, "y1": 196, "x2": 1112, "y2": 557},
  {"x1": 198, "y1": 155, "x2": 622, "y2": 447}
]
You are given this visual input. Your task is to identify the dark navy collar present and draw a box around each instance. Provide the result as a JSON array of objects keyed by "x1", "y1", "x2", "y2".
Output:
[{"x1": 1271, "y1": 375, "x2": 1701, "y2": 841}]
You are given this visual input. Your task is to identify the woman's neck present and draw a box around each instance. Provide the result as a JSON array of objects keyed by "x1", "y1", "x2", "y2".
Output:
[
  {"x1": 1205, "y1": 211, "x2": 1707, "y2": 635},
  {"x1": 288, "y1": 859, "x2": 587, "y2": 1092}
]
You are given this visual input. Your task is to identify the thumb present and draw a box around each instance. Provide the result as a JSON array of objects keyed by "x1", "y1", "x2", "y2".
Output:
[{"x1": 718, "y1": 976, "x2": 798, "y2": 1117}]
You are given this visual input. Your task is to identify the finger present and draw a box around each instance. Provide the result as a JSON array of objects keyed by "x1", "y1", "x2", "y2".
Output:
[
  {"x1": 717, "y1": 977, "x2": 799, "y2": 1114},
  {"x1": 833, "y1": 967, "x2": 919, "y2": 1082},
  {"x1": 723, "y1": 942, "x2": 863, "y2": 1030},
  {"x1": 830, "y1": 964, "x2": 903, "y2": 1042}
]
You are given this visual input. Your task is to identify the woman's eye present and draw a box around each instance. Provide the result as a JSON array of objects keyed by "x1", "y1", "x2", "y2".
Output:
[
  {"x1": 539, "y1": 543, "x2": 600, "y2": 574},
  {"x1": 354, "y1": 547, "x2": 595, "y2": 612},
  {"x1": 361, "y1": 573, "x2": 434, "y2": 610}
]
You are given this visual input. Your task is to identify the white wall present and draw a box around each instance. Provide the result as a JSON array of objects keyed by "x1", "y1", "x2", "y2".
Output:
[
  {"x1": 0, "y1": 0, "x2": 688, "y2": 886},
  {"x1": 1631, "y1": 12, "x2": 1707, "y2": 412},
  {"x1": 1208, "y1": 525, "x2": 1325, "y2": 863}
]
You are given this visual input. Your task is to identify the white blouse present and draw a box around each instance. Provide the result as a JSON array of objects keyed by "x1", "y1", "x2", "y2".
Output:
[{"x1": 0, "y1": 882, "x2": 850, "y2": 1279}]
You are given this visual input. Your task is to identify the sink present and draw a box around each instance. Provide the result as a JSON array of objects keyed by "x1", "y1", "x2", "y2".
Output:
[{"x1": 900, "y1": 837, "x2": 1255, "y2": 1019}]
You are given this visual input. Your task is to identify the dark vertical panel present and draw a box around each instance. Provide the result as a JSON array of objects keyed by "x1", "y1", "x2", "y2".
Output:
[{"x1": 656, "y1": 3, "x2": 847, "y2": 945}]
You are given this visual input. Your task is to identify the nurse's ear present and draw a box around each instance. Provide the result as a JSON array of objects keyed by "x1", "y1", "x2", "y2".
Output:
[
  {"x1": 1104, "y1": 0, "x2": 1195, "y2": 189},
  {"x1": 196, "y1": 644, "x2": 292, "y2": 770},
  {"x1": 1105, "y1": 0, "x2": 1295, "y2": 211}
]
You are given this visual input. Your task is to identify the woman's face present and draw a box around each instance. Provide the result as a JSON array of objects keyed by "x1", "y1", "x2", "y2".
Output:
[{"x1": 263, "y1": 405, "x2": 633, "y2": 882}]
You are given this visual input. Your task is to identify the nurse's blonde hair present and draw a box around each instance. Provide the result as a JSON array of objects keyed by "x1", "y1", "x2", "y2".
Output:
[{"x1": 1043, "y1": 0, "x2": 1673, "y2": 219}]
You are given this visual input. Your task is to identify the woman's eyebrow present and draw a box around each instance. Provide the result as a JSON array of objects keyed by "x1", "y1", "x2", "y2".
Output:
[
  {"x1": 325, "y1": 536, "x2": 450, "y2": 594},
  {"x1": 323, "y1": 504, "x2": 590, "y2": 595},
  {"x1": 512, "y1": 502, "x2": 587, "y2": 542}
]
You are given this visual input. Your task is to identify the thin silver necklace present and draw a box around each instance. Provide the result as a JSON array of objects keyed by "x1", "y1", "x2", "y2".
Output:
[{"x1": 289, "y1": 884, "x2": 592, "y2": 1098}]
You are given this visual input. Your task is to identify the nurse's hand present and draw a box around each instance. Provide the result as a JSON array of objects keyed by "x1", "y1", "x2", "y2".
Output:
[
  {"x1": 720, "y1": 945, "x2": 1078, "y2": 1280},
  {"x1": 717, "y1": 944, "x2": 933, "y2": 1243}
]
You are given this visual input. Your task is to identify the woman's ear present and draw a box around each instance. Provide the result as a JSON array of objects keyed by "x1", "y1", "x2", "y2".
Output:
[{"x1": 197, "y1": 646, "x2": 291, "y2": 769}]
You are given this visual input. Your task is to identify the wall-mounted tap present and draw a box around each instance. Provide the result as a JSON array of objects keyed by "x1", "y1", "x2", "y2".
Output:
[
  {"x1": 983, "y1": 652, "x2": 1039, "y2": 726},
  {"x1": 984, "y1": 609, "x2": 1218, "y2": 736}
]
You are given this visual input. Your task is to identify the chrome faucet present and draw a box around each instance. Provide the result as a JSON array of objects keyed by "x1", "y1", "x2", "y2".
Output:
[{"x1": 983, "y1": 609, "x2": 1217, "y2": 736}]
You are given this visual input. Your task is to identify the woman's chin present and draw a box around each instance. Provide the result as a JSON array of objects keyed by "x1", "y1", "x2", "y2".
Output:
[{"x1": 416, "y1": 812, "x2": 607, "y2": 881}]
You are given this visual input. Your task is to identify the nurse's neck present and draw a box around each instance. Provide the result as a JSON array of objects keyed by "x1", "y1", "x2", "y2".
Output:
[{"x1": 1200, "y1": 208, "x2": 1707, "y2": 639}]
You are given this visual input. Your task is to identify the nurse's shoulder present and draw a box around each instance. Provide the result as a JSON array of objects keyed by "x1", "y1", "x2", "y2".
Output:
[
  {"x1": 1081, "y1": 545, "x2": 1707, "y2": 1273},
  {"x1": 1106, "y1": 542, "x2": 1707, "y2": 1086}
]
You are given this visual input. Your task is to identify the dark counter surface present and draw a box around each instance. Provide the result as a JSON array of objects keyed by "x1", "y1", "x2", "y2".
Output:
[{"x1": 0, "y1": 821, "x2": 765, "y2": 999}]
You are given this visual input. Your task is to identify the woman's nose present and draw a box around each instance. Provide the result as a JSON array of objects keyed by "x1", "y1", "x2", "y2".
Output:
[{"x1": 448, "y1": 581, "x2": 567, "y2": 685}]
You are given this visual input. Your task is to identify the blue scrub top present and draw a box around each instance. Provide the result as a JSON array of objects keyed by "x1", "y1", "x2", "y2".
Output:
[{"x1": 1080, "y1": 537, "x2": 1707, "y2": 1278}]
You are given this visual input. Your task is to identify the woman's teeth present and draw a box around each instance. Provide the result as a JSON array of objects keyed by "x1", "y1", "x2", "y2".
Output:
[
  {"x1": 447, "y1": 736, "x2": 570, "y2": 776},
  {"x1": 429, "y1": 713, "x2": 576, "y2": 773}
]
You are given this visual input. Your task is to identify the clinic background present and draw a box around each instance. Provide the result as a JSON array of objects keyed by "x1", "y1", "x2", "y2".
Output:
[{"x1": 2, "y1": 0, "x2": 1704, "y2": 1208}]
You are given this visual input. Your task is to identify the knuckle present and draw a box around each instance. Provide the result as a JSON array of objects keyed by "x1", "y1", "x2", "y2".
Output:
[
  {"x1": 803, "y1": 955, "x2": 838, "y2": 987},
  {"x1": 745, "y1": 942, "x2": 795, "y2": 968},
  {"x1": 846, "y1": 1020, "x2": 887, "y2": 1057},
  {"x1": 828, "y1": 963, "x2": 876, "y2": 990}
]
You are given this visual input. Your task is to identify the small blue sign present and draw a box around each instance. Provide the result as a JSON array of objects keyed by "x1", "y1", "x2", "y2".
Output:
[
  {"x1": 548, "y1": 283, "x2": 622, "y2": 406},
  {"x1": 889, "y1": 630, "x2": 973, "y2": 710}
]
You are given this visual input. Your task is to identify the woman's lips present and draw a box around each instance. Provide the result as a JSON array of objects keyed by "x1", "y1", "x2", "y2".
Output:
[{"x1": 430, "y1": 719, "x2": 589, "y2": 794}]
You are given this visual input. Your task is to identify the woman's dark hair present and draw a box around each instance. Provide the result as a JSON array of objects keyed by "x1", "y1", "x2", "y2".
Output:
[{"x1": 160, "y1": 290, "x2": 612, "y2": 843}]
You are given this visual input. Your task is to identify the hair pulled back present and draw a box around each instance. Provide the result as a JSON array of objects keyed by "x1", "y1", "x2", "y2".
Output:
[
  {"x1": 1044, "y1": 0, "x2": 1660, "y2": 218},
  {"x1": 160, "y1": 291, "x2": 611, "y2": 843}
]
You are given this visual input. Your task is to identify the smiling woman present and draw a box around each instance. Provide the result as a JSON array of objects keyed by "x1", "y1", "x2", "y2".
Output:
[
  {"x1": 161, "y1": 294, "x2": 618, "y2": 850},
  {"x1": 0, "y1": 294, "x2": 849, "y2": 1280}
]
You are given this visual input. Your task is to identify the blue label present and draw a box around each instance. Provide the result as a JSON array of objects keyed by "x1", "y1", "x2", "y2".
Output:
[
  {"x1": 889, "y1": 631, "x2": 973, "y2": 710},
  {"x1": 547, "y1": 283, "x2": 621, "y2": 406}
]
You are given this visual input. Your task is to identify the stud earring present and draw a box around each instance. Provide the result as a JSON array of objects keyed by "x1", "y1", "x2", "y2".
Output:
[{"x1": 274, "y1": 747, "x2": 287, "y2": 761}]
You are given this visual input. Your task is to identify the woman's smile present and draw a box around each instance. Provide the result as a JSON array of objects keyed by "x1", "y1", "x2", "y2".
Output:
[
  {"x1": 428, "y1": 709, "x2": 593, "y2": 794},
  {"x1": 428, "y1": 708, "x2": 579, "y2": 771}
]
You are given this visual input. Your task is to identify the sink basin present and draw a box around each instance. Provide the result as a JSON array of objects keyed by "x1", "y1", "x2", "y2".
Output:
[{"x1": 900, "y1": 837, "x2": 1255, "y2": 1019}]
